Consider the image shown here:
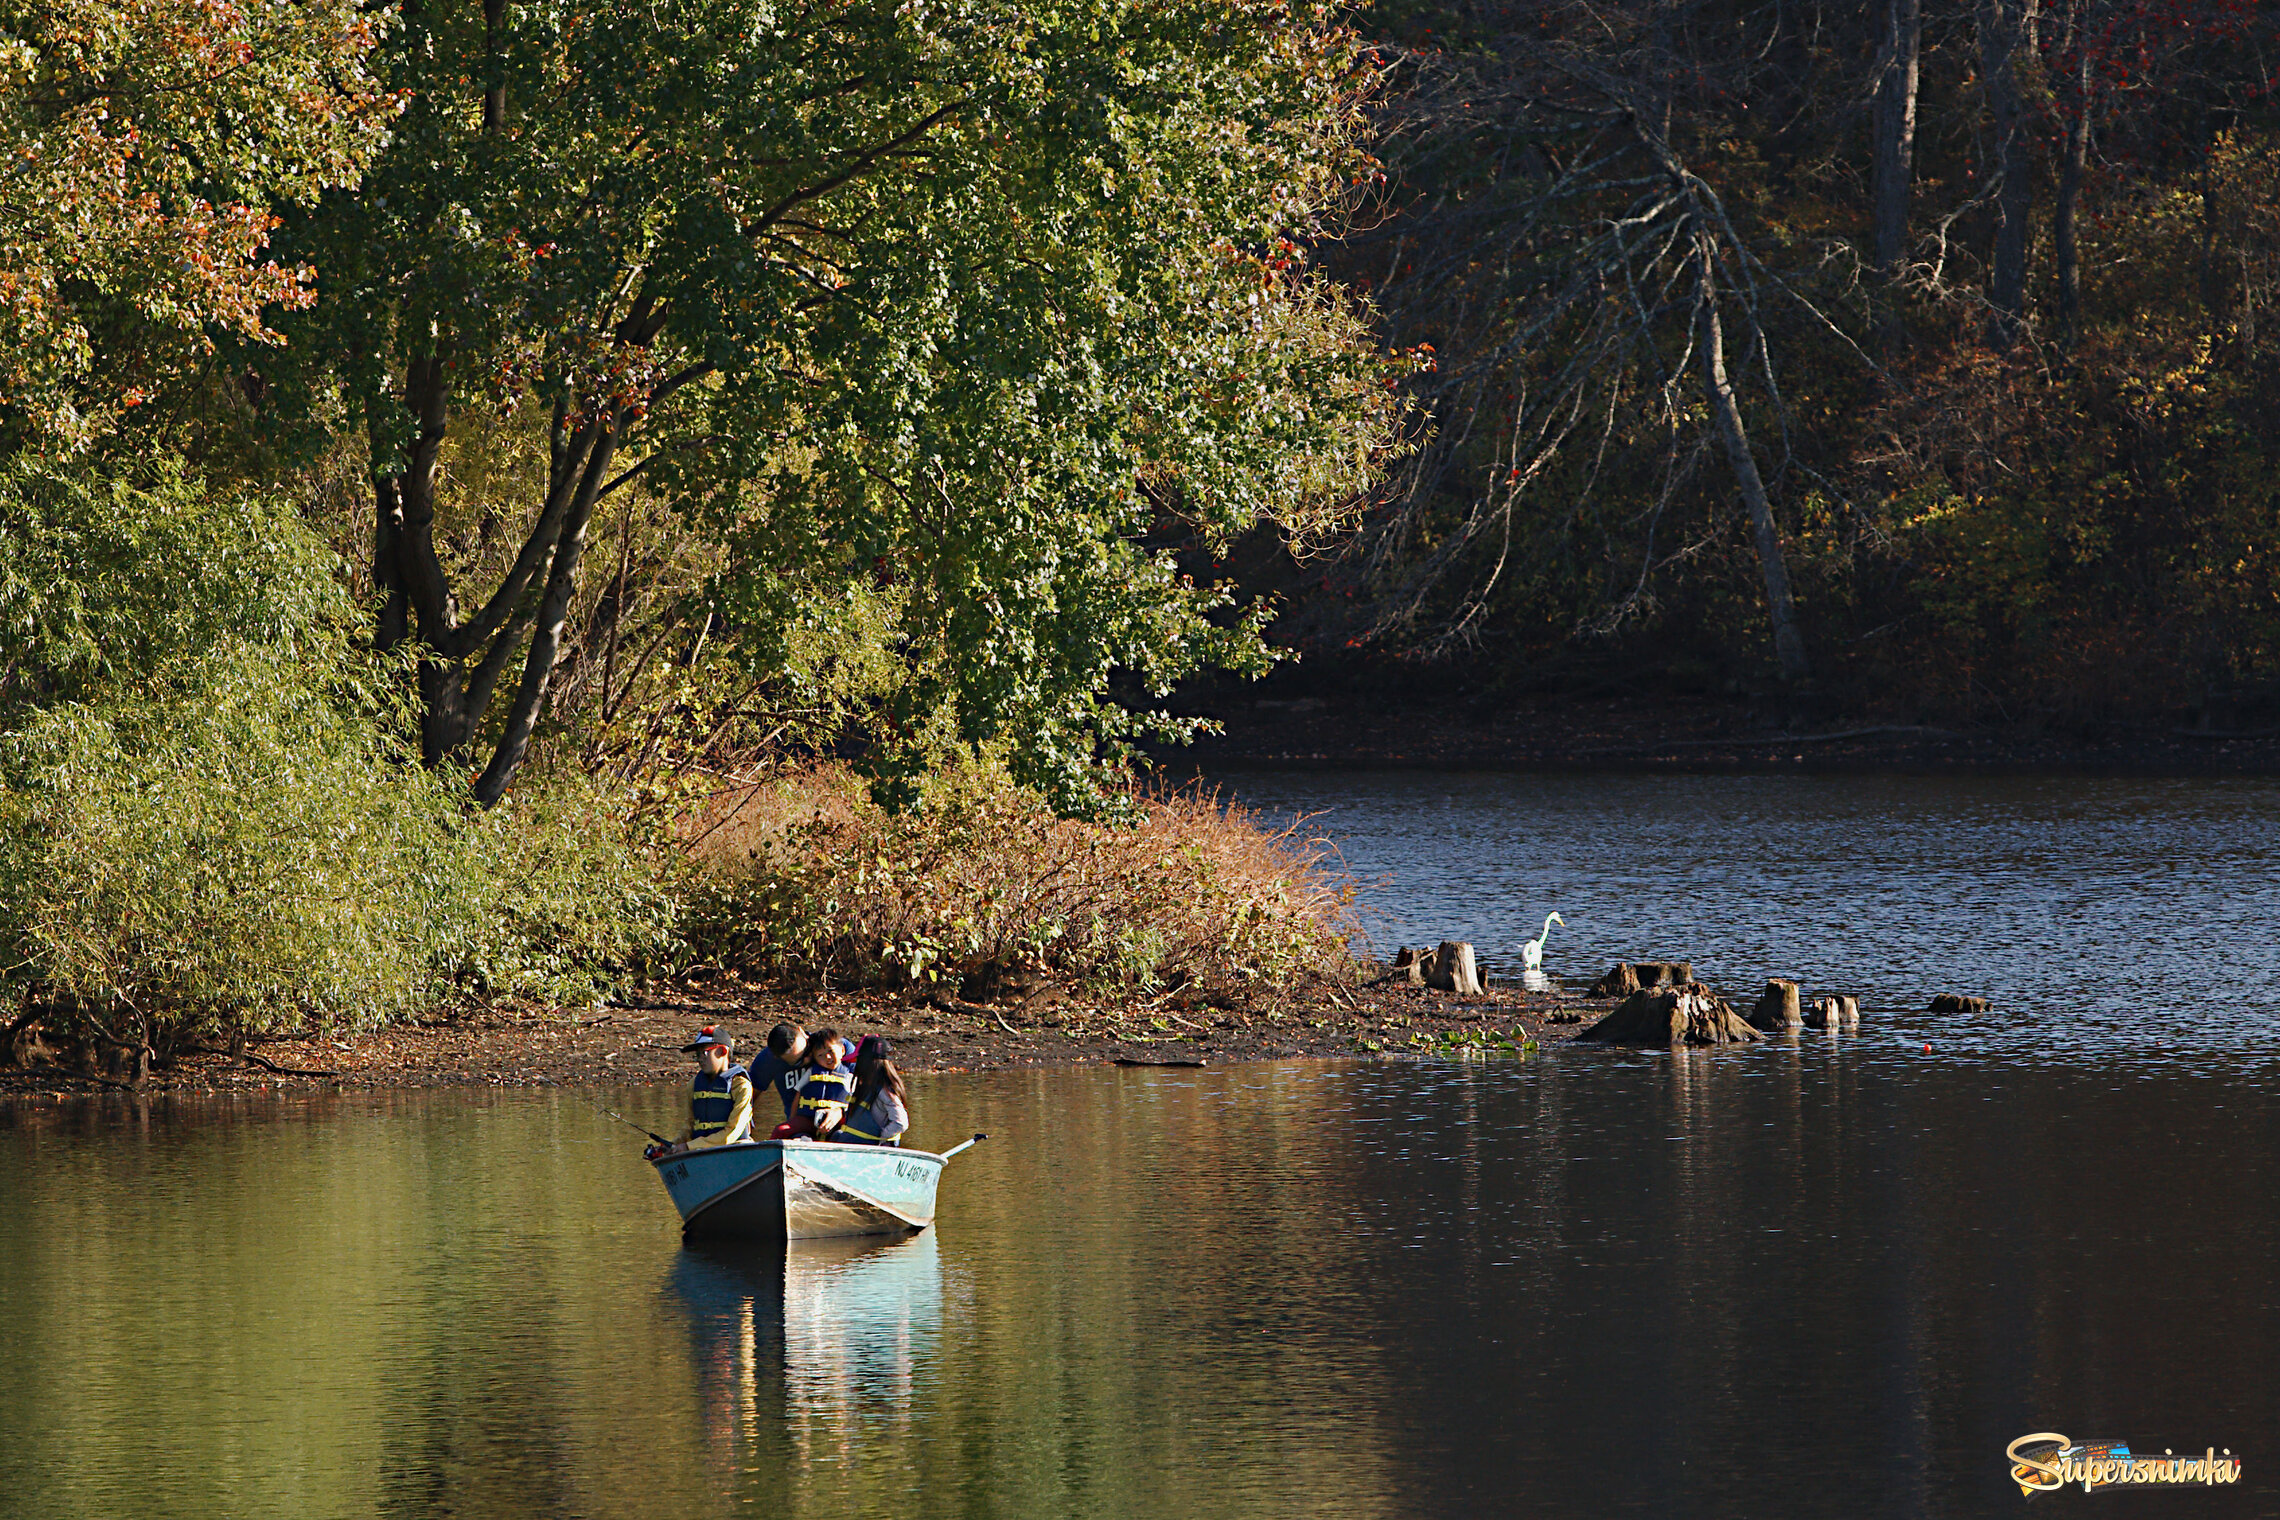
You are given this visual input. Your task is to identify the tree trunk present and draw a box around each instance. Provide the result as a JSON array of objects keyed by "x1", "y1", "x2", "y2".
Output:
[
  {"x1": 1871, "y1": 0, "x2": 1922, "y2": 278},
  {"x1": 2054, "y1": 45, "x2": 2092, "y2": 344},
  {"x1": 371, "y1": 471, "x2": 409, "y2": 653},
  {"x1": 473, "y1": 417, "x2": 619, "y2": 806},
  {"x1": 482, "y1": 0, "x2": 507, "y2": 133},
  {"x1": 368, "y1": 361, "x2": 621, "y2": 800},
  {"x1": 368, "y1": 397, "x2": 413, "y2": 654},
  {"x1": 1695, "y1": 242, "x2": 1811, "y2": 685},
  {"x1": 2241, "y1": 245, "x2": 2257, "y2": 349},
  {"x1": 366, "y1": 294, "x2": 669, "y2": 804},
  {"x1": 1980, "y1": 0, "x2": 2042, "y2": 341},
  {"x1": 378, "y1": 350, "x2": 474, "y2": 765}
]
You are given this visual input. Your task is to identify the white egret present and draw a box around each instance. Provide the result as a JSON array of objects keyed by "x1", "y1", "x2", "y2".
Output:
[{"x1": 1522, "y1": 911, "x2": 1564, "y2": 970}]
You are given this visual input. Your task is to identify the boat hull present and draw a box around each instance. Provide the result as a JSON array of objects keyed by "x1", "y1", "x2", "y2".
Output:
[{"x1": 652, "y1": 1139, "x2": 945, "y2": 1241}]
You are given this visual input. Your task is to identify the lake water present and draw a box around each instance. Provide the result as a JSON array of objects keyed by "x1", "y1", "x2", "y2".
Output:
[
  {"x1": 3, "y1": 774, "x2": 2277, "y2": 1516},
  {"x1": 1220, "y1": 770, "x2": 2280, "y2": 1058}
]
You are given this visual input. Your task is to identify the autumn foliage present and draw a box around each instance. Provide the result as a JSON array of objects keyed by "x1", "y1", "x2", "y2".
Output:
[
  {"x1": 682, "y1": 760, "x2": 1360, "y2": 997},
  {"x1": 0, "y1": 0, "x2": 393, "y2": 441}
]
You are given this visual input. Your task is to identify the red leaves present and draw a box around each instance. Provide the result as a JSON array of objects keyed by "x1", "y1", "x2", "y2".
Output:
[{"x1": 1, "y1": 0, "x2": 393, "y2": 438}]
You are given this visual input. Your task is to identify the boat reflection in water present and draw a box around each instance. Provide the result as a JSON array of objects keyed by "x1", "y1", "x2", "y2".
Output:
[{"x1": 668, "y1": 1230, "x2": 945, "y2": 1467}]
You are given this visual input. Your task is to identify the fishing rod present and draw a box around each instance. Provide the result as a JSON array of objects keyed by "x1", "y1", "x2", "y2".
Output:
[
  {"x1": 590, "y1": 1102, "x2": 674, "y2": 1147},
  {"x1": 534, "y1": 1073, "x2": 676, "y2": 1147}
]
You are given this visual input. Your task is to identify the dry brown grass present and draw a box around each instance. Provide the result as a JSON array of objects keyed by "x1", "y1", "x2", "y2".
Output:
[{"x1": 678, "y1": 759, "x2": 1361, "y2": 995}]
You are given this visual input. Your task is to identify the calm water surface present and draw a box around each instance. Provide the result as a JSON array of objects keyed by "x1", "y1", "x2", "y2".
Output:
[
  {"x1": 1219, "y1": 771, "x2": 2280, "y2": 1055},
  {"x1": 4, "y1": 775, "x2": 2277, "y2": 1517}
]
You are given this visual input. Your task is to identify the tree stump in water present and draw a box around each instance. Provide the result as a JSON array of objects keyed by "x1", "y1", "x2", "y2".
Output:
[
  {"x1": 1589, "y1": 963, "x2": 1642, "y2": 998},
  {"x1": 1588, "y1": 961, "x2": 1696, "y2": 998},
  {"x1": 1749, "y1": 979, "x2": 1802, "y2": 1031},
  {"x1": 1576, "y1": 987, "x2": 1762, "y2": 1046},
  {"x1": 1389, "y1": 947, "x2": 1428, "y2": 987},
  {"x1": 1928, "y1": 994, "x2": 1990, "y2": 1013},
  {"x1": 1806, "y1": 995, "x2": 1860, "y2": 1029},
  {"x1": 1426, "y1": 941, "x2": 1485, "y2": 996}
]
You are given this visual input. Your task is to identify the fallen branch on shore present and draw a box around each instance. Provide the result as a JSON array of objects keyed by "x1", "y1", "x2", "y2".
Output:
[
  {"x1": 241, "y1": 1049, "x2": 338, "y2": 1078},
  {"x1": 928, "y1": 991, "x2": 1020, "y2": 1037}
]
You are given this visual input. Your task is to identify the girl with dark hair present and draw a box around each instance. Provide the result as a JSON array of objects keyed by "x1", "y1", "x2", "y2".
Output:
[{"x1": 834, "y1": 1036, "x2": 909, "y2": 1145}]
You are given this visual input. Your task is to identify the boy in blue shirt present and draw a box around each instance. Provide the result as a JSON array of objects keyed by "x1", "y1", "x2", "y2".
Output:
[{"x1": 747, "y1": 1022, "x2": 808, "y2": 1124}]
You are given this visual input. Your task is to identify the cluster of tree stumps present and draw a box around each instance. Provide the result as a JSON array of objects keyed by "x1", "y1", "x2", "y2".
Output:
[
  {"x1": 1569, "y1": 966, "x2": 2002, "y2": 1046},
  {"x1": 1575, "y1": 964, "x2": 1866, "y2": 1047},
  {"x1": 1363, "y1": 946, "x2": 1997, "y2": 1049}
]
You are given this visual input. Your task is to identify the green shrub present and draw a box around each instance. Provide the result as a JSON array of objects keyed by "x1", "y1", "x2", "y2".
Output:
[
  {"x1": 0, "y1": 646, "x2": 467, "y2": 1044},
  {"x1": 0, "y1": 460, "x2": 671, "y2": 1056},
  {"x1": 443, "y1": 776, "x2": 680, "y2": 1006}
]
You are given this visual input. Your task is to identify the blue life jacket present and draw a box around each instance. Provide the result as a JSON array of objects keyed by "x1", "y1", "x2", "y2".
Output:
[
  {"x1": 689, "y1": 1064, "x2": 748, "y2": 1139},
  {"x1": 795, "y1": 1065, "x2": 854, "y2": 1127},
  {"x1": 834, "y1": 1093, "x2": 894, "y2": 1144}
]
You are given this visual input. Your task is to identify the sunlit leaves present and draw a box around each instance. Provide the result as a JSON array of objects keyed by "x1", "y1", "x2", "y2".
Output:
[
  {"x1": 0, "y1": 0, "x2": 396, "y2": 444},
  {"x1": 268, "y1": 0, "x2": 1400, "y2": 811}
]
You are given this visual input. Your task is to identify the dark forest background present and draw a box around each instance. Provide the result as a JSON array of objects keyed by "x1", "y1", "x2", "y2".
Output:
[{"x1": 1237, "y1": 0, "x2": 2280, "y2": 732}]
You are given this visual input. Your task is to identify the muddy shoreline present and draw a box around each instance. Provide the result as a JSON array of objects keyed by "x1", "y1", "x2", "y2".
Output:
[{"x1": 0, "y1": 977, "x2": 1613, "y2": 1105}]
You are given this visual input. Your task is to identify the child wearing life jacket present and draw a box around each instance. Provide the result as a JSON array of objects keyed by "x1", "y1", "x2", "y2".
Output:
[
  {"x1": 771, "y1": 1027, "x2": 854, "y2": 1139},
  {"x1": 832, "y1": 1036, "x2": 909, "y2": 1146},
  {"x1": 647, "y1": 1026, "x2": 753, "y2": 1158}
]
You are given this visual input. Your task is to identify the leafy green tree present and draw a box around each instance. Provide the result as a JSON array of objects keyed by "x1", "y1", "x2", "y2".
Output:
[{"x1": 263, "y1": 0, "x2": 1397, "y2": 811}]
